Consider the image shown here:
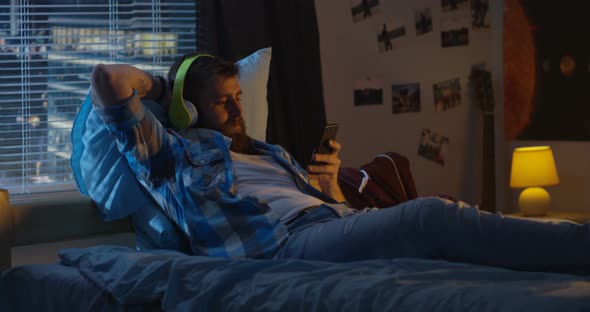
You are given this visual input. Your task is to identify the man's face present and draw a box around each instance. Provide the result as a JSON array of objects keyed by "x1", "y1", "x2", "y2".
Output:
[{"x1": 197, "y1": 75, "x2": 246, "y2": 139}]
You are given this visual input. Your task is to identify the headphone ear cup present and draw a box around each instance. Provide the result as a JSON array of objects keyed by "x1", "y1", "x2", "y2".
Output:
[
  {"x1": 168, "y1": 53, "x2": 211, "y2": 129},
  {"x1": 182, "y1": 99, "x2": 198, "y2": 127},
  {"x1": 169, "y1": 94, "x2": 198, "y2": 129}
]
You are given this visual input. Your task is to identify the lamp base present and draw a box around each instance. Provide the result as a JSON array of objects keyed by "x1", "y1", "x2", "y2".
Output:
[{"x1": 519, "y1": 187, "x2": 551, "y2": 217}]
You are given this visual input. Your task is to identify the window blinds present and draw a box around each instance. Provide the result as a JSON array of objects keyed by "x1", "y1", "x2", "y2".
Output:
[{"x1": 0, "y1": 0, "x2": 199, "y2": 199}]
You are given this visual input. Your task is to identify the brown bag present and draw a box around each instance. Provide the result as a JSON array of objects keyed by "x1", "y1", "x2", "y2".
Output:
[{"x1": 338, "y1": 152, "x2": 418, "y2": 209}]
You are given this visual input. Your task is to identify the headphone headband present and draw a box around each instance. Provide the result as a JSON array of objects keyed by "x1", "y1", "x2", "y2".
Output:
[{"x1": 169, "y1": 53, "x2": 213, "y2": 129}]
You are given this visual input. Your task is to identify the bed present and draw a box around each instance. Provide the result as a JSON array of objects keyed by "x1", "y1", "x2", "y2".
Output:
[
  {"x1": 3, "y1": 48, "x2": 590, "y2": 311},
  {"x1": 2, "y1": 174, "x2": 590, "y2": 311},
  {"x1": 2, "y1": 201, "x2": 590, "y2": 312}
]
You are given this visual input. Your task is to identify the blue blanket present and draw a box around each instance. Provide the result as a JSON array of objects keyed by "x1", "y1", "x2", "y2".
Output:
[{"x1": 58, "y1": 246, "x2": 590, "y2": 311}]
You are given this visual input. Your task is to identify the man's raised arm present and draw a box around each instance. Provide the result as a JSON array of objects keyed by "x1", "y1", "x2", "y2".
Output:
[
  {"x1": 90, "y1": 64, "x2": 165, "y2": 107},
  {"x1": 88, "y1": 63, "x2": 177, "y2": 188}
]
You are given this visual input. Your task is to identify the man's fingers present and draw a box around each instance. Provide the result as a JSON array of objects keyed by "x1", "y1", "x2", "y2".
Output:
[
  {"x1": 312, "y1": 153, "x2": 341, "y2": 165},
  {"x1": 328, "y1": 140, "x2": 341, "y2": 153},
  {"x1": 307, "y1": 164, "x2": 338, "y2": 174}
]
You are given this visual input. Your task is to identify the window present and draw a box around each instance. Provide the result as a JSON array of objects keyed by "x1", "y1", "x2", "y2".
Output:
[{"x1": 0, "y1": 0, "x2": 201, "y2": 201}]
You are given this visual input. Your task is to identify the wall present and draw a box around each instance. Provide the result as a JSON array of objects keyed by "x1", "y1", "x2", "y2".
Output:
[{"x1": 315, "y1": 0, "x2": 504, "y2": 206}]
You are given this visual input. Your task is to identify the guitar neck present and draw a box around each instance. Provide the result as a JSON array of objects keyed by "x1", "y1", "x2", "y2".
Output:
[
  {"x1": 469, "y1": 68, "x2": 496, "y2": 213},
  {"x1": 481, "y1": 113, "x2": 496, "y2": 213}
]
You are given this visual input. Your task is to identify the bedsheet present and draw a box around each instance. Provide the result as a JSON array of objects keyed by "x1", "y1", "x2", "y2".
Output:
[
  {"x1": 9, "y1": 245, "x2": 584, "y2": 311},
  {"x1": 0, "y1": 262, "x2": 160, "y2": 312}
]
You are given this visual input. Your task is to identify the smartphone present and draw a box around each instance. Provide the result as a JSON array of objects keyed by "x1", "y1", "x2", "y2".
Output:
[{"x1": 311, "y1": 123, "x2": 339, "y2": 165}]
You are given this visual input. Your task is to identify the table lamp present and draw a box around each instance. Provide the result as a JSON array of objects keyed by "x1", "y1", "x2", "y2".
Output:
[{"x1": 509, "y1": 146, "x2": 560, "y2": 216}]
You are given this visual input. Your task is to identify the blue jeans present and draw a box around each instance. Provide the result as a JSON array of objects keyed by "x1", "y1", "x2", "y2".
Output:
[{"x1": 275, "y1": 197, "x2": 590, "y2": 274}]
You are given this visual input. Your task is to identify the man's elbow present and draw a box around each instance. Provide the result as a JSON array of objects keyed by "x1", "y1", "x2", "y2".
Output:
[
  {"x1": 90, "y1": 64, "x2": 132, "y2": 106},
  {"x1": 91, "y1": 63, "x2": 114, "y2": 90}
]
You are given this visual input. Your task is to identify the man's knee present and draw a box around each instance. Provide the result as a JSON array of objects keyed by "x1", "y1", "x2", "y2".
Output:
[{"x1": 401, "y1": 197, "x2": 458, "y2": 226}]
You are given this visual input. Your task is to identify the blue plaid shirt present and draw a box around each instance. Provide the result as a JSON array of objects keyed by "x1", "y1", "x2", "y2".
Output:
[{"x1": 93, "y1": 90, "x2": 341, "y2": 259}]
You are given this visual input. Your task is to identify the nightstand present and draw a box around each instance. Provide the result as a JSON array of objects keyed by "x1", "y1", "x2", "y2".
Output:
[{"x1": 505, "y1": 211, "x2": 590, "y2": 223}]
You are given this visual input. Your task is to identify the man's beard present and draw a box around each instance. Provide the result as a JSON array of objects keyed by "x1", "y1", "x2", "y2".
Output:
[{"x1": 221, "y1": 117, "x2": 251, "y2": 154}]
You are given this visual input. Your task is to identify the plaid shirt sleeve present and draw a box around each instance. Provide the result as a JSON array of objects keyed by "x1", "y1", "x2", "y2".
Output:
[{"x1": 92, "y1": 90, "x2": 177, "y2": 187}]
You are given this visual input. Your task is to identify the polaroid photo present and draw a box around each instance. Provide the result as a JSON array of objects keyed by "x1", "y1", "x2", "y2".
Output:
[
  {"x1": 471, "y1": 0, "x2": 490, "y2": 29},
  {"x1": 441, "y1": 0, "x2": 469, "y2": 12},
  {"x1": 354, "y1": 77, "x2": 383, "y2": 106},
  {"x1": 414, "y1": 8, "x2": 433, "y2": 36},
  {"x1": 377, "y1": 20, "x2": 406, "y2": 53},
  {"x1": 392, "y1": 83, "x2": 421, "y2": 114},
  {"x1": 418, "y1": 128, "x2": 450, "y2": 166},
  {"x1": 351, "y1": 0, "x2": 380, "y2": 23},
  {"x1": 433, "y1": 78, "x2": 462, "y2": 112}
]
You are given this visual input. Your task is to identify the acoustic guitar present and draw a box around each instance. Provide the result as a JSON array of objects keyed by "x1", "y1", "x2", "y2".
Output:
[{"x1": 470, "y1": 67, "x2": 496, "y2": 213}]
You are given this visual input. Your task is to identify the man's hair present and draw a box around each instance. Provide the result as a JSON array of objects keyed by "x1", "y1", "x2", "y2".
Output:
[{"x1": 167, "y1": 52, "x2": 239, "y2": 106}]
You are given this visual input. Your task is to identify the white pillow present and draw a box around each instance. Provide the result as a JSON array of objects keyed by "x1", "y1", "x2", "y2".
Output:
[{"x1": 236, "y1": 47, "x2": 271, "y2": 142}]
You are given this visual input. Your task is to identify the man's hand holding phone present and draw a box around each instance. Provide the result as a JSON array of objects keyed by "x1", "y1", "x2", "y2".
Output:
[{"x1": 307, "y1": 124, "x2": 346, "y2": 203}]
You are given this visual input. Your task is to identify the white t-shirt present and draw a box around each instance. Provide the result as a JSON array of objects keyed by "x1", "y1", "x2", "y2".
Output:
[{"x1": 230, "y1": 151, "x2": 324, "y2": 222}]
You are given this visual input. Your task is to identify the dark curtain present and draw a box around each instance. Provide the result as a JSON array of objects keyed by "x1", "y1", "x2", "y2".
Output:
[{"x1": 202, "y1": 0, "x2": 327, "y2": 167}]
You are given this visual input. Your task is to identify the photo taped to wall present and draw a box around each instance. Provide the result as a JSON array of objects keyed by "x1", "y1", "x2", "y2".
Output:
[
  {"x1": 441, "y1": 27, "x2": 469, "y2": 47},
  {"x1": 441, "y1": 14, "x2": 470, "y2": 47},
  {"x1": 418, "y1": 128, "x2": 450, "y2": 166},
  {"x1": 441, "y1": 0, "x2": 469, "y2": 12},
  {"x1": 377, "y1": 20, "x2": 406, "y2": 53},
  {"x1": 415, "y1": 8, "x2": 433, "y2": 36},
  {"x1": 351, "y1": 0, "x2": 380, "y2": 23},
  {"x1": 354, "y1": 77, "x2": 384, "y2": 106},
  {"x1": 433, "y1": 78, "x2": 462, "y2": 112},
  {"x1": 471, "y1": 0, "x2": 490, "y2": 29},
  {"x1": 392, "y1": 83, "x2": 421, "y2": 114}
]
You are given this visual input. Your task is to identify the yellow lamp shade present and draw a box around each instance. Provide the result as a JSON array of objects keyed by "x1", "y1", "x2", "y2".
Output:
[{"x1": 510, "y1": 146, "x2": 560, "y2": 188}]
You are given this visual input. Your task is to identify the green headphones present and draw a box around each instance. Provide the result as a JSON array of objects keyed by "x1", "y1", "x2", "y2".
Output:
[{"x1": 168, "y1": 53, "x2": 213, "y2": 129}]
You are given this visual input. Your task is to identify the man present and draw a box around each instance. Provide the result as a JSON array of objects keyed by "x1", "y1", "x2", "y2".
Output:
[
  {"x1": 90, "y1": 54, "x2": 346, "y2": 259},
  {"x1": 89, "y1": 53, "x2": 590, "y2": 274}
]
